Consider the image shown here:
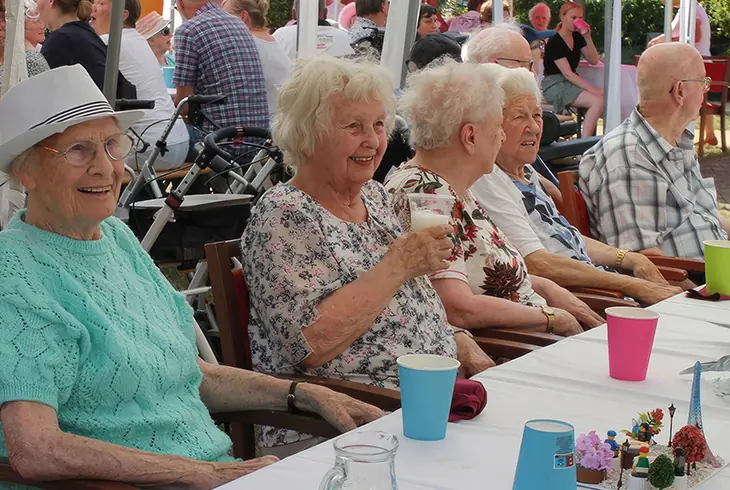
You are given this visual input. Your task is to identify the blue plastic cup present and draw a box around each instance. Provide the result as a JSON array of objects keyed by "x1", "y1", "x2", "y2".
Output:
[
  {"x1": 162, "y1": 66, "x2": 175, "y2": 88},
  {"x1": 396, "y1": 354, "x2": 460, "y2": 441},
  {"x1": 513, "y1": 419, "x2": 577, "y2": 490}
]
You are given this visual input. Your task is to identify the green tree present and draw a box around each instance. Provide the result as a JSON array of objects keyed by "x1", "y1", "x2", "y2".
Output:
[
  {"x1": 268, "y1": 0, "x2": 295, "y2": 30},
  {"x1": 648, "y1": 455, "x2": 676, "y2": 490}
]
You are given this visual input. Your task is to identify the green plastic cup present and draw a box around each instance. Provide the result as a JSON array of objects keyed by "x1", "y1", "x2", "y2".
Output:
[{"x1": 704, "y1": 240, "x2": 730, "y2": 295}]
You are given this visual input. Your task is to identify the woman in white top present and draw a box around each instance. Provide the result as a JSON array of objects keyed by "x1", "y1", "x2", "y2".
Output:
[
  {"x1": 649, "y1": 0, "x2": 714, "y2": 144},
  {"x1": 223, "y1": 0, "x2": 291, "y2": 119},
  {"x1": 92, "y1": 0, "x2": 190, "y2": 171}
]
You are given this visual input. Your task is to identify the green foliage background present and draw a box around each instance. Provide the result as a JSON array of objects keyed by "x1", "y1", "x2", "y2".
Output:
[{"x1": 511, "y1": 0, "x2": 730, "y2": 59}]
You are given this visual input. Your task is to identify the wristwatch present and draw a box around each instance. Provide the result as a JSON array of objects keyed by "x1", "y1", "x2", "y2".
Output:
[
  {"x1": 615, "y1": 249, "x2": 629, "y2": 271},
  {"x1": 540, "y1": 305, "x2": 556, "y2": 334},
  {"x1": 452, "y1": 327, "x2": 474, "y2": 339}
]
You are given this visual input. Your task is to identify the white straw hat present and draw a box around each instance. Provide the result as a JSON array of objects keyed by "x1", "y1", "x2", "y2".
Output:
[
  {"x1": 0, "y1": 65, "x2": 144, "y2": 172},
  {"x1": 136, "y1": 11, "x2": 171, "y2": 40}
]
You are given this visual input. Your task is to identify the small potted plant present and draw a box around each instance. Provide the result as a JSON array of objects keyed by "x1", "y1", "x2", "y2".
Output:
[
  {"x1": 575, "y1": 431, "x2": 614, "y2": 484},
  {"x1": 648, "y1": 455, "x2": 676, "y2": 490}
]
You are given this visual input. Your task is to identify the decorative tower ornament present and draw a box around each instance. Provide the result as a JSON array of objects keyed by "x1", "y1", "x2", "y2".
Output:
[{"x1": 687, "y1": 362, "x2": 720, "y2": 468}]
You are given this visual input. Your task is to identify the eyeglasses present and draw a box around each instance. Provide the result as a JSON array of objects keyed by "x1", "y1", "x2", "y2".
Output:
[
  {"x1": 495, "y1": 57, "x2": 535, "y2": 72},
  {"x1": 37, "y1": 133, "x2": 134, "y2": 167},
  {"x1": 669, "y1": 76, "x2": 712, "y2": 94},
  {"x1": 161, "y1": 26, "x2": 171, "y2": 36}
]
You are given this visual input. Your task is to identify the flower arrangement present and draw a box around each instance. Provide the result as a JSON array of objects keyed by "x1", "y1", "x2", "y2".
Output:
[
  {"x1": 622, "y1": 408, "x2": 664, "y2": 439},
  {"x1": 672, "y1": 425, "x2": 708, "y2": 465},
  {"x1": 576, "y1": 431, "x2": 615, "y2": 471}
]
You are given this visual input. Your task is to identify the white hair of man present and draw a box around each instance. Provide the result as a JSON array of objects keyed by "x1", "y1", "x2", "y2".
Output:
[
  {"x1": 272, "y1": 56, "x2": 396, "y2": 169},
  {"x1": 462, "y1": 22, "x2": 524, "y2": 64},
  {"x1": 500, "y1": 67, "x2": 542, "y2": 102},
  {"x1": 400, "y1": 59, "x2": 506, "y2": 151},
  {"x1": 528, "y1": 2, "x2": 550, "y2": 19}
]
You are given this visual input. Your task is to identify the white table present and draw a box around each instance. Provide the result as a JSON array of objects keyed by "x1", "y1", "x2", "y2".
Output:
[
  {"x1": 576, "y1": 60, "x2": 638, "y2": 122},
  {"x1": 217, "y1": 310, "x2": 730, "y2": 489},
  {"x1": 651, "y1": 291, "x2": 730, "y2": 328}
]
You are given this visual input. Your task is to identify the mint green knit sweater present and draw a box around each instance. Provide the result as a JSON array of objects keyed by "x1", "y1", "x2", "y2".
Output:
[{"x1": 0, "y1": 211, "x2": 234, "y2": 468}]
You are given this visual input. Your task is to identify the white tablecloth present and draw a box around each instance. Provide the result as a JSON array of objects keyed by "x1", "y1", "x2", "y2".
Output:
[
  {"x1": 576, "y1": 60, "x2": 638, "y2": 122},
  {"x1": 651, "y1": 291, "x2": 730, "y2": 328},
  {"x1": 217, "y1": 310, "x2": 730, "y2": 489}
]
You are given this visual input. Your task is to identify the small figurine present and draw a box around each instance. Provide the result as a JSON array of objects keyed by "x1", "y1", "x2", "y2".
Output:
[
  {"x1": 632, "y1": 447, "x2": 650, "y2": 478},
  {"x1": 668, "y1": 404, "x2": 676, "y2": 447},
  {"x1": 673, "y1": 447, "x2": 688, "y2": 490},
  {"x1": 605, "y1": 430, "x2": 620, "y2": 456},
  {"x1": 637, "y1": 423, "x2": 652, "y2": 443},
  {"x1": 673, "y1": 447, "x2": 686, "y2": 477}
]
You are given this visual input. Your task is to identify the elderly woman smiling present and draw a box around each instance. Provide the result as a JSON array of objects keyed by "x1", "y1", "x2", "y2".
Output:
[
  {"x1": 0, "y1": 65, "x2": 382, "y2": 488},
  {"x1": 242, "y1": 56, "x2": 495, "y2": 454},
  {"x1": 386, "y1": 62, "x2": 603, "y2": 336}
]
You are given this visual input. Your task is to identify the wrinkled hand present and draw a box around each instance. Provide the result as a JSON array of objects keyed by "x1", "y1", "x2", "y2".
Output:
[
  {"x1": 552, "y1": 308, "x2": 584, "y2": 336},
  {"x1": 536, "y1": 281, "x2": 603, "y2": 328},
  {"x1": 628, "y1": 280, "x2": 682, "y2": 305},
  {"x1": 189, "y1": 456, "x2": 279, "y2": 489},
  {"x1": 387, "y1": 225, "x2": 453, "y2": 281},
  {"x1": 296, "y1": 383, "x2": 385, "y2": 433},
  {"x1": 455, "y1": 332, "x2": 496, "y2": 377},
  {"x1": 624, "y1": 252, "x2": 669, "y2": 285}
]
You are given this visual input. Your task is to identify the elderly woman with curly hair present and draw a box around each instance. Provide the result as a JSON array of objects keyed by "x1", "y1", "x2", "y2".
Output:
[
  {"x1": 385, "y1": 62, "x2": 604, "y2": 336},
  {"x1": 0, "y1": 65, "x2": 382, "y2": 489},
  {"x1": 241, "y1": 55, "x2": 495, "y2": 456}
]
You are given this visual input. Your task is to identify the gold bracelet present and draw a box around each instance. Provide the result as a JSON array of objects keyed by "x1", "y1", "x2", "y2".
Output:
[{"x1": 615, "y1": 249, "x2": 629, "y2": 271}]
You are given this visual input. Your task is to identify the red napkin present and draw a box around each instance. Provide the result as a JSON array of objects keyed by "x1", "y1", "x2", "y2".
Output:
[
  {"x1": 449, "y1": 378, "x2": 487, "y2": 422},
  {"x1": 686, "y1": 286, "x2": 730, "y2": 302}
]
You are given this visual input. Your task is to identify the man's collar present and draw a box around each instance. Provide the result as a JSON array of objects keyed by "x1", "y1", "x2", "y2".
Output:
[
  {"x1": 197, "y1": 1, "x2": 219, "y2": 16},
  {"x1": 631, "y1": 107, "x2": 694, "y2": 162}
]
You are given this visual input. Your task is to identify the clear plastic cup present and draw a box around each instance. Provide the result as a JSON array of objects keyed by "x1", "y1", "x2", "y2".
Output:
[{"x1": 407, "y1": 193, "x2": 455, "y2": 232}]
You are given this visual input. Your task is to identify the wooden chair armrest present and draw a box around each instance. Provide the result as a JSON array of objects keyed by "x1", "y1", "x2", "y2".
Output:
[
  {"x1": 280, "y1": 375, "x2": 401, "y2": 412},
  {"x1": 572, "y1": 293, "x2": 639, "y2": 316},
  {"x1": 568, "y1": 287, "x2": 624, "y2": 299},
  {"x1": 0, "y1": 462, "x2": 140, "y2": 490},
  {"x1": 211, "y1": 410, "x2": 340, "y2": 439},
  {"x1": 468, "y1": 328, "x2": 562, "y2": 347},
  {"x1": 473, "y1": 337, "x2": 540, "y2": 360},
  {"x1": 646, "y1": 256, "x2": 706, "y2": 273},
  {"x1": 656, "y1": 266, "x2": 688, "y2": 282}
]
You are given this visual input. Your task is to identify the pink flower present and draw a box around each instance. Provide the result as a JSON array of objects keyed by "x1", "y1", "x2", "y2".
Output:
[{"x1": 576, "y1": 431, "x2": 614, "y2": 471}]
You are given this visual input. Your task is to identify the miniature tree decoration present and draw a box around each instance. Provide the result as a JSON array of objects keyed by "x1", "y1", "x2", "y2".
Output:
[
  {"x1": 648, "y1": 455, "x2": 676, "y2": 490},
  {"x1": 671, "y1": 425, "x2": 708, "y2": 476}
]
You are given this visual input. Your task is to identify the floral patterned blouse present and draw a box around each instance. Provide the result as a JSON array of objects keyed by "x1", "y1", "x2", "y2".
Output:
[
  {"x1": 385, "y1": 165, "x2": 546, "y2": 307},
  {"x1": 241, "y1": 180, "x2": 457, "y2": 447}
]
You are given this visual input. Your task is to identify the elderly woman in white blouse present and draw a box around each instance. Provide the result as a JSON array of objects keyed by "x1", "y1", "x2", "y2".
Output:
[
  {"x1": 242, "y1": 56, "x2": 495, "y2": 456},
  {"x1": 385, "y1": 62, "x2": 603, "y2": 336}
]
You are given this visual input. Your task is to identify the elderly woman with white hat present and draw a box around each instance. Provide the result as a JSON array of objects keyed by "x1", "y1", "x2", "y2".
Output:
[
  {"x1": 136, "y1": 10, "x2": 175, "y2": 66},
  {"x1": 0, "y1": 65, "x2": 382, "y2": 488}
]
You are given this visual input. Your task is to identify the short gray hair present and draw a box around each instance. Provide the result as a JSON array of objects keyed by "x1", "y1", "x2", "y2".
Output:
[
  {"x1": 462, "y1": 23, "x2": 523, "y2": 63},
  {"x1": 400, "y1": 60, "x2": 506, "y2": 151},
  {"x1": 272, "y1": 56, "x2": 396, "y2": 169},
  {"x1": 529, "y1": 2, "x2": 550, "y2": 19},
  {"x1": 501, "y1": 67, "x2": 542, "y2": 102},
  {"x1": 7, "y1": 148, "x2": 36, "y2": 188}
]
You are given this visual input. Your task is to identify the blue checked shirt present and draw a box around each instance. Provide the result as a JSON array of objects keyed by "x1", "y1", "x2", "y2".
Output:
[
  {"x1": 173, "y1": 2, "x2": 269, "y2": 134},
  {"x1": 579, "y1": 108, "x2": 727, "y2": 259}
]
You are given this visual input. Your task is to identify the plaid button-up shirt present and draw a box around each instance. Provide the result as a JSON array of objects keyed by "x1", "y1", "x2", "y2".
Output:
[
  {"x1": 173, "y1": 2, "x2": 269, "y2": 134},
  {"x1": 579, "y1": 108, "x2": 727, "y2": 259}
]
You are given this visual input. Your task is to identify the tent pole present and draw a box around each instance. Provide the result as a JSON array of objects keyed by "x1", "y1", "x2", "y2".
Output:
[
  {"x1": 1, "y1": 0, "x2": 28, "y2": 98},
  {"x1": 492, "y1": 0, "x2": 502, "y2": 24},
  {"x1": 688, "y1": 0, "x2": 696, "y2": 45},
  {"x1": 663, "y1": 0, "x2": 672, "y2": 41},
  {"x1": 603, "y1": 0, "x2": 622, "y2": 131},
  {"x1": 296, "y1": 0, "x2": 319, "y2": 58},
  {"x1": 381, "y1": 0, "x2": 419, "y2": 90},
  {"x1": 103, "y1": 0, "x2": 126, "y2": 104}
]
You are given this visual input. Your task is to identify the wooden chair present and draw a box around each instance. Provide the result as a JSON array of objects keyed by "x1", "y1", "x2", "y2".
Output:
[
  {"x1": 205, "y1": 239, "x2": 562, "y2": 458},
  {"x1": 698, "y1": 56, "x2": 729, "y2": 158},
  {"x1": 556, "y1": 170, "x2": 705, "y2": 280}
]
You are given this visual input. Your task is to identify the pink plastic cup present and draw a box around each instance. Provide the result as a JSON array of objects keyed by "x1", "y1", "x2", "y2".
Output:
[
  {"x1": 574, "y1": 19, "x2": 590, "y2": 34},
  {"x1": 606, "y1": 307, "x2": 659, "y2": 381}
]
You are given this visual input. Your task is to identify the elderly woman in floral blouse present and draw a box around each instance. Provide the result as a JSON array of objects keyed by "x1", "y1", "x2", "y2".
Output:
[
  {"x1": 241, "y1": 56, "x2": 495, "y2": 456},
  {"x1": 386, "y1": 61, "x2": 604, "y2": 336}
]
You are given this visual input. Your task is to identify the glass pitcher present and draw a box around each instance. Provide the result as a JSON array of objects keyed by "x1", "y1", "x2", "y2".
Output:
[{"x1": 319, "y1": 431, "x2": 399, "y2": 490}]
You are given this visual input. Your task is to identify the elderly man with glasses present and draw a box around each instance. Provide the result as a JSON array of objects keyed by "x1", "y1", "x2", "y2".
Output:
[{"x1": 580, "y1": 43, "x2": 729, "y2": 259}]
